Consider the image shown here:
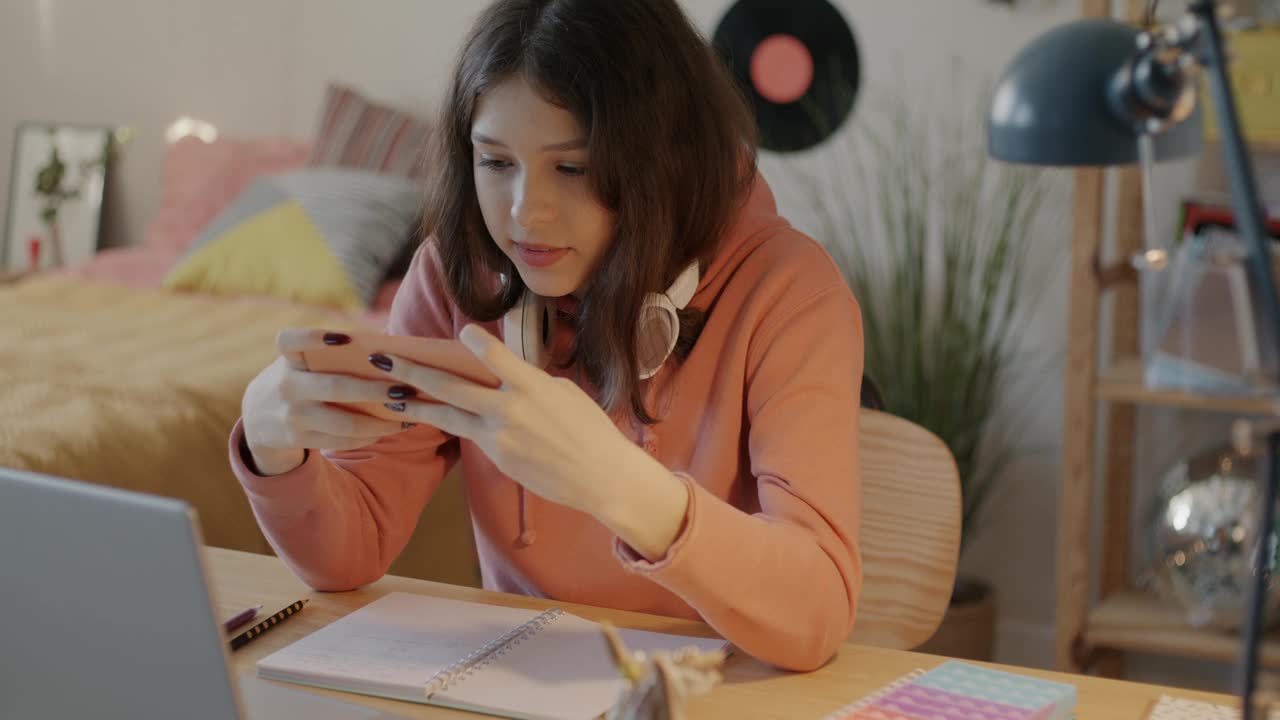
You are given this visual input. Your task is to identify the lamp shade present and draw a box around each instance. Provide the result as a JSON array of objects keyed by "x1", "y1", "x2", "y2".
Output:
[{"x1": 988, "y1": 18, "x2": 1203, "y2": 167}]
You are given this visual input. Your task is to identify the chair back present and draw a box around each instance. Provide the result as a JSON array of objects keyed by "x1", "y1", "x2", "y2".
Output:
[{"x1": 849, "y1": 409, "x2": 962, "y2": 649}]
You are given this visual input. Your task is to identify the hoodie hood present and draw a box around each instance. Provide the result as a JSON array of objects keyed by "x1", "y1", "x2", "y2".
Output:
[{"x1": 690, "y1": 171, "x2": 790, "y2": 311}]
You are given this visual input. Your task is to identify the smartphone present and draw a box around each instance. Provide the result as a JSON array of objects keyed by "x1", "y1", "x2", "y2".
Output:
[{"x1": 299, "y1": 331, "x2": 500, "y2": 421}]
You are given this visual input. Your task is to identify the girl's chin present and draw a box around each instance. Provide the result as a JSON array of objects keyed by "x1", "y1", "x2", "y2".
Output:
[{"x1": 517, "y1": 269, "x2": 581, "y2": 299}]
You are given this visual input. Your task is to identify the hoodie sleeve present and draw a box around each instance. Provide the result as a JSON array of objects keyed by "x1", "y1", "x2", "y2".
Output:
[
  {"x1": 228, "y1": 242, "x2": 463, "y2": 591},
  {"x1": 613, "y1": 282, "x2": 863, "y2": 672}
]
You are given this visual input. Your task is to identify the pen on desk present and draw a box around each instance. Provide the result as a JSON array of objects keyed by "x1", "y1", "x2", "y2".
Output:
[
  {"x1": 229, "y1": 599, "x2": 307, "y2": 651},
  {"x1": 222, "y1": 604, "x2": 263, "y2": 633}
]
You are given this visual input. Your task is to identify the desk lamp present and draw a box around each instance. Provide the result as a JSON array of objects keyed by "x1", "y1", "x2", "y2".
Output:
[{"x1": 988, "y1": 1, "x2": 1278, "y2": 716}]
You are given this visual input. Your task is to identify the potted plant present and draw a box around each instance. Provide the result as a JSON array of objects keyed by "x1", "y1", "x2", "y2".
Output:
[{"x1": 776, "y1": 85, "x2": 1065, "y2": 659}]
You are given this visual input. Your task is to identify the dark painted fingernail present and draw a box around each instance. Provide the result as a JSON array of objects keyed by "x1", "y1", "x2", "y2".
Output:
[
  {"x1": 388, "y1": 385, "x2": 417, "y2": 400},
  {"x1": 384, "y1": 402, "x2": 407, "y2": 413},
  {"x1": 369, "y1": 353, "x2": 393, "y2": 372},
  {"x1": 401, "y1": 422, "x2": 418, "y2": 430},
  {"x1": 323, "y1": 332, "x2": 351, "y2": 345}
]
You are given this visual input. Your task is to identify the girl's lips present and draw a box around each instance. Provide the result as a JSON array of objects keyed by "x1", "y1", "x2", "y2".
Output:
[{"x1": 515, "y1": 243, "x2": 570, "y2": 268}]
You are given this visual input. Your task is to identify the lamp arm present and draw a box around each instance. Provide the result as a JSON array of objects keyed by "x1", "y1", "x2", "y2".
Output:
[
  {"x1": 1191, "y1": 1, "x2": 1280, "y2": 344},
  {"x1": 1185, "y1": 2, "x2": 1280, "y2": 718}
]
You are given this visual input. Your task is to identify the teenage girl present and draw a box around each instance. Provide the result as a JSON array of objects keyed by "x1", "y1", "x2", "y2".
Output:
[{"x1": 234, "y1": 0, "x2": 864, "y2": 672}]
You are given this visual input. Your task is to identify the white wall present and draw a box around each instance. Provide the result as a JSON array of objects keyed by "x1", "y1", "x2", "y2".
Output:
[
  {"x1": 0, "y1": 0, "x2": 488, "y2": 251},
  {"x1": 0, "y1": 0, "x2": 1087, "y2": 254},
  {"x1": 1, "y1": 0, "x2": 1227, "y2": 686}
]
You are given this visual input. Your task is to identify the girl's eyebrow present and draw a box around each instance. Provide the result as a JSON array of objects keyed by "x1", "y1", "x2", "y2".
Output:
[{"x1": 472, "y1": 133, "x2": 587, "y2": 151}]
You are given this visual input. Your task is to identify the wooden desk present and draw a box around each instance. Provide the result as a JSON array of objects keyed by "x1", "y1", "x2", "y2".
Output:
[{"x1": 207, "y1": 548, "x2": 1236, "y2": 719}]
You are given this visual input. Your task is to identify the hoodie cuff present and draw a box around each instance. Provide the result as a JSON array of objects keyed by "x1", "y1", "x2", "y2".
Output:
[
  {"x1": 612, "y1": 472, "x2": 698, "y2": 572},
  {"x1": 228, "y1": 419, "x2": 325, "y2": 512}
]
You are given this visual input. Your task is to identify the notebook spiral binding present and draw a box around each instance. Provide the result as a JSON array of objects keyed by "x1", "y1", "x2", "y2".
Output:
[
  {"x1": 818, "y1": 668, "x2": 925, "y2": 720},
  {"x1": 421, "y1": 607, "x2": 566, "y2": 697}
]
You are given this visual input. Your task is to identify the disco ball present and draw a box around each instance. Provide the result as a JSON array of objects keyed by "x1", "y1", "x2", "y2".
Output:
[{"x1": 1146, "y1": 441, "x2": 1280, "y2": 631}]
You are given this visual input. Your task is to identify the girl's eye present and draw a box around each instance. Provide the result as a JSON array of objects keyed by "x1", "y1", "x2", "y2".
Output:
[
  {"x1": 557, "y1": 165, "x2": 587, "y2": 177},
  {"x1": 477, "y1": 158, "x2": 512, "y2": 172}
]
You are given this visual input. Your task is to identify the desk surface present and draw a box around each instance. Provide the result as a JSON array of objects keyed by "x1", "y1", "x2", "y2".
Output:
[{"x1": 206, "y1": 547, "x2": 1236, "y2": 720}]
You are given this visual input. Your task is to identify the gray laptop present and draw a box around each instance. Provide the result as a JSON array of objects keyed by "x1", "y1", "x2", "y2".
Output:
[{"x1": 0, "y1": 467, "x2": 410, "y2": 720}]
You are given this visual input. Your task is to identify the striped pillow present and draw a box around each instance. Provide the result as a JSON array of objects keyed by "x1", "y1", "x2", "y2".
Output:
[{"x1": 307, "y1": 84, "x2": 432, "y2": 178}]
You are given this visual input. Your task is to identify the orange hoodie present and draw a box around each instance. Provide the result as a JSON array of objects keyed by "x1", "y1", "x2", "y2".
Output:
[{"x1": 228, "y1": 174, "x2": 864, "y2": 671}]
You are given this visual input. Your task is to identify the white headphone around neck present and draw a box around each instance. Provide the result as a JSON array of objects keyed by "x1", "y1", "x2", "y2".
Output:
[{"x1": 502, "y1": 261, "x2": 700, "y2": 379}]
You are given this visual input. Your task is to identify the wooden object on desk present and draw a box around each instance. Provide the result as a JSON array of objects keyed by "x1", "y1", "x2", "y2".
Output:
[
  {"x1": 1056, "y1": 0, "x2": 1116, "y2": 674},
  {"x1": 852, "y1": 409, "x2": 960, "y2": 650},
  {"x1": 1088, "y1": 0, "x2": 1146, "y2": 681},
  {"x1": 1058, "y1": 164, "x2": 1105, "y2": 673},
  {"x1": 1095, "y1": 166, "x2": 1146, "y2": 679},
  {"x1": 204, "y1": 547, "x2": 1236, "y2": 720}
]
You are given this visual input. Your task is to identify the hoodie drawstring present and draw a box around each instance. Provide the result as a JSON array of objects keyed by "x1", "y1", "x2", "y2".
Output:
[{"x1": 516, "y1": 485, "x2": 536, "y2": 547}]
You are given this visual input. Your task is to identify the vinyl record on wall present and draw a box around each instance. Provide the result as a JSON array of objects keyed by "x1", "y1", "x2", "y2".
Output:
[{"x1": 713, "y1": 0, "x2": 860, "y2": 153}]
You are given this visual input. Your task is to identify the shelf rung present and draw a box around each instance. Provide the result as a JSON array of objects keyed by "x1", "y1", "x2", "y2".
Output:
[
  {"x1": 1096, "y1": 357, "x2": 1280, "y2": 415},
  {"x1": 1086, "y1": 590, "x2": 1280, "y2": 667}
]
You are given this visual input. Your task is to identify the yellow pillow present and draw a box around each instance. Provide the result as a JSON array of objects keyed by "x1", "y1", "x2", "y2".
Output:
[{"x1": 163, "y1": 169, "x2": 421, "y2": 309}]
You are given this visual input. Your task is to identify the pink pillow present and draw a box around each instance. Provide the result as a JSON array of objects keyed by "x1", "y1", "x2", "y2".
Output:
[
  {"x1": 143, "y1": 136, "x2": 310, "y2": 253},
  {"x1": 54, "y1": 246, "x2": 184, "y2": 287}
]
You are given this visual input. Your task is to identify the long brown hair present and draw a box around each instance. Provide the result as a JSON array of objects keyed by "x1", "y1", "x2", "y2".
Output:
[{"x1": 422, "y1": 0, "x2": 757, "y2": 424}]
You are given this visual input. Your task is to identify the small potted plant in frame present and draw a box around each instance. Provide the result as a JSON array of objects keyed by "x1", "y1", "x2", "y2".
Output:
[{"x1": 30, "y1": 127, "x2": 113, "y2": 268}]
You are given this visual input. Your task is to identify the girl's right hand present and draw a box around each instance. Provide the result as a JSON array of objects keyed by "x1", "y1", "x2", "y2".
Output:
[{"x1": 240, "y1": 329, "x2": 411, "y2": 476}]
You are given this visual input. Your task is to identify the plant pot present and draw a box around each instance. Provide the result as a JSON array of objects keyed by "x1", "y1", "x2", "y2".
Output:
[{"x1": 914, "y1": 577, "x2": 996, "y2": 661}]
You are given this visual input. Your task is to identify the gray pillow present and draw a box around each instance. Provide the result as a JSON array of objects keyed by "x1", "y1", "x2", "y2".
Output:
[{"x1": 165, "y1": 168, "x2": 423, "y2": 309}]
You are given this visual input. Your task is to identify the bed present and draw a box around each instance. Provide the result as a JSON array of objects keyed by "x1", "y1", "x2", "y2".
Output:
[
  {"x1": 1, "y1": 89, "x2": 479, "y2": 586},
  {"x1": 1, "y1": 247, "x2": 479, "y2": 586}
]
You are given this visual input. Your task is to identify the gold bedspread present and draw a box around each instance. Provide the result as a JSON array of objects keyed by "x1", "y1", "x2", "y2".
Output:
[{"x1": 1, "y1": 277, "x2": 478, "y2": 586}]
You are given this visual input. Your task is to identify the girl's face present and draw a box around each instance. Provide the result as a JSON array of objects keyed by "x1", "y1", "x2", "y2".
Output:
[{"x1": 472, "y1": 75, "x2": 614, "y2": 299}]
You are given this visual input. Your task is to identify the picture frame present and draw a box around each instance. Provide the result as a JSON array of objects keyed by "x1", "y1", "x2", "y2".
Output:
[{"x1": 3, "y1": 122, "x2": 115, "y2": 273}]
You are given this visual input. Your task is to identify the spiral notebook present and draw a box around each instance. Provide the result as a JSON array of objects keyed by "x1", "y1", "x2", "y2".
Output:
[
  {"x1": 1142, "y1": 695, "x2": 1239, "y2": 719},
  {"x1": 820, "y1": 661, "x2": 1077, "y2": 720},
  {"x1": 256, "y1": 592, "x2": 727, "y2": 720},
  {"x1": 1140, "y1": 694, "x2": 1280, "y2": 719}
]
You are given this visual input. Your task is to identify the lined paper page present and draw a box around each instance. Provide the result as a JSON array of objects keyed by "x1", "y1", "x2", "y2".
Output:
[
  {"x1": 436, "y1": 611, "x2": 728, "y2": 720},
  {"x1": 256, "y1": 593, "x2": 544, "y2": 700},
  {"x1": 1143, "y1": 695, "x2": 1260, "y2": 719}
]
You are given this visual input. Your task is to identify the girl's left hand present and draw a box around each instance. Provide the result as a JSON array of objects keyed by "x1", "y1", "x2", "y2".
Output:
[{"x1": 369, "y1": 324, "x2": 638, "y2": 516}]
